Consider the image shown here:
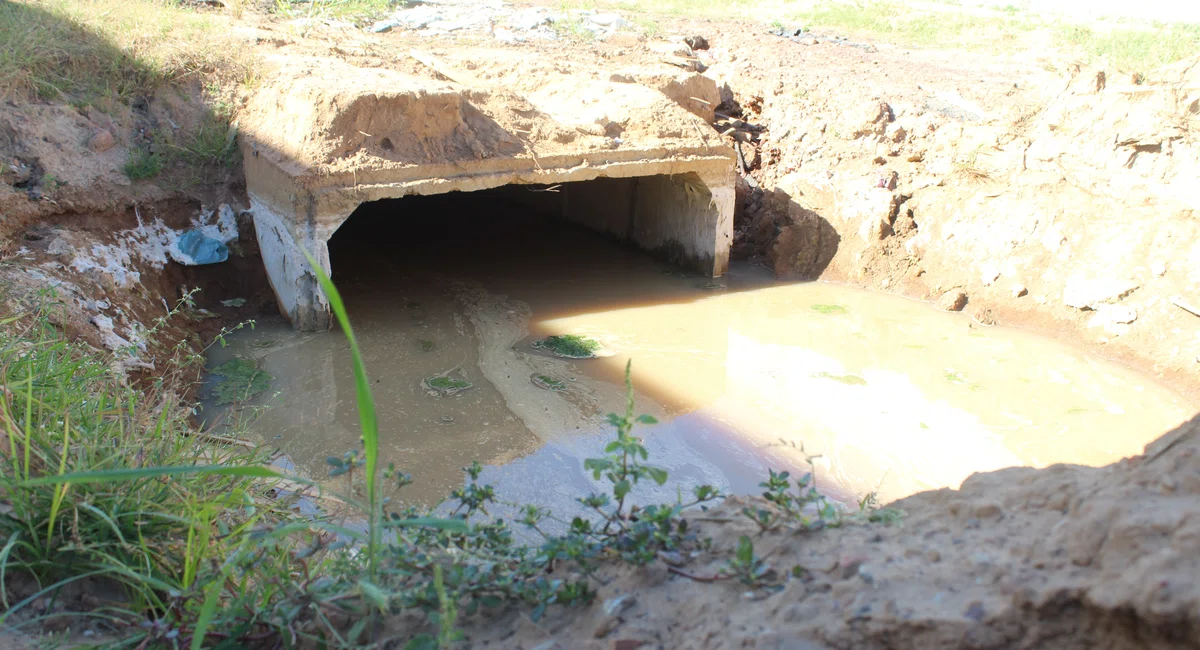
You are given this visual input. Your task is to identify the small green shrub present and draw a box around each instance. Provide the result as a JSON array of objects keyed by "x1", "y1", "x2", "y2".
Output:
[
  {"x1": 124, "y1": 147, "x2": 163, "y2": 180},
  {"x1": 426, "y1": 376, "x2": 471, "y2": 390}
]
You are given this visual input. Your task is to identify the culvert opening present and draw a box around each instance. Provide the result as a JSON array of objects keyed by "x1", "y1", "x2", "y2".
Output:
[{"x1": 326, "y1": 173, "x2": 725, "y2": 289}]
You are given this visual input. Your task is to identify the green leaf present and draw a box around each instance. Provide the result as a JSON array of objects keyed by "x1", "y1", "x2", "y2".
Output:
[
  {"x1": 191, "y1": 571, "x2": 229, "y2": 650},
  {"x1": 359, "y1": 579, "x2": 390, "y2": 611},
  {"x1": 583, "y1": 458, "x2": 613, "y2": 479},
  {"x1": 736, "y1": 535, "x2": 754, "y2": 565},
  {"x1": 613, "y1": 479, "x2": 631, "y2": 501},
  {"x1": 404, "y1": 634, "x2": 438, "y2": 650},
  {"x1": 636, "y1": 414, "x2": 658, "y2": 425},
  {"x1": 304, "y1": 249, "x2": 381, "y2": 579},
  {"x1": 646, "y1": 466, "x2": 668, "y2": 485}
]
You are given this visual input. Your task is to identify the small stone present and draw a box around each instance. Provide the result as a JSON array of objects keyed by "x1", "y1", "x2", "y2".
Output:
[
  {"x1": 1012, "y1": 284, "x2": 1028, "y2": 298},
  {"x1": 964, "y1": 601, "x2": 985, "y2": 622},
  {"x1": 611, "y1": 640, "x2": 644, "y2": 650},
  {"x1": 857, "y1": 564, "x2": 875, "y2": 585},
  {"x1": 684, "y1": 35, "x2": 709, "y2": 50},
  {"x1": 46, "y1": 237, "x2": 75, "y2": 256},
  {"x1": 936, "y1": 289, "x2": 968, "y2": 312},
  {"x1": 1150, "y1": 260, "x2": 1168, "y2": 277},
  {"x1": 885, "y1": 123, "x2": 907, "y2": 143},
  {"x1": 1088, "y1": 305, "x2": 1138, "y2": 332},
  {"x1": 603, "y1": 594, "x2": 636, "y2": 617},
  {"x1": 836, "y1": 554, "x2": 868, "y2": 579},
  {"x1": 609, "y1": 73, "x2": 635, "y2": 84},
  {"x1": 88, "y1": 129, "x2": 116, "y2": 152},
  {"x1": 926, "y1": 550, "x2": 941, "y2": 562},
  {"x1": 974, "y1": 502, "x2": 1003, "y2": 519},
  {"x1": 877, "y1": 170, "x2": 899, "y2": 190},
  {"x1": 594, "y1": 615, "x2": 621, "y2": 639}
]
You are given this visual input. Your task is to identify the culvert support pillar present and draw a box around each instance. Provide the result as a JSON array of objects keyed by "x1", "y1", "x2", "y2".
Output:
[{"x1": 248, "y1": 193, "x2": 333, "y2": 331}]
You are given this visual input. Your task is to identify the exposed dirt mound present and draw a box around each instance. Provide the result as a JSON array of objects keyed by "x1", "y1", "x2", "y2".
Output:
[{"x1": 461, "y1": 414, "x2": 1200, "y2": 649}]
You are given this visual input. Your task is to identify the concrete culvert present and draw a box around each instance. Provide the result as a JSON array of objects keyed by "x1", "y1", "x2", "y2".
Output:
[{"x1": 238, "y1": 57, "x2": 733, "y2": 331}]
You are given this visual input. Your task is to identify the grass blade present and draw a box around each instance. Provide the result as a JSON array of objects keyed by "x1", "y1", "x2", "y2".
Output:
[
  {"x1": 302, "y1": 249, "x2": 380, "y2": 580},
  {"x1": 19, "y1": 464, "x2": 288, "y2": 487}
]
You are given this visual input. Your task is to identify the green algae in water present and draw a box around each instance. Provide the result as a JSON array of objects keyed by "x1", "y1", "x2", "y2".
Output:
[
  {"x1": 811, "y1": 371, "x2": 868, "y2": 386},
  {"x1": 422, "y1": 373, "x2": 473, "y2": 397},
  {"x1": 210, "y1": 358, "x2": 271, "y2": 404},
  {"x1": 419, "y1": 339, "x2": 435, "y2": 352},
  {"x1": 533, "y1": 335, "x2": 601, "y2": 359},
  {"x1": 532, "y1": 374, "x2": 567, "y2": 392},
  {"x1": 810, "y1": 304, "x2": 847, "y2": 315},
  {"x1": 944, "y1": 369, "x2": 984, "y2": 392}
]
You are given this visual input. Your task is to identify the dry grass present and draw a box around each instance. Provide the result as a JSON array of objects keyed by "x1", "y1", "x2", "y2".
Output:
[{"x1": 0, "y1": 0, "x2": 253, "y2": 104}]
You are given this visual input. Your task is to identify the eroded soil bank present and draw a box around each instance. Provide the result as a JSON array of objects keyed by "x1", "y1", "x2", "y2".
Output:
[{"x1": 1, "y1": 1, "x2": 1199, "y2": 647}]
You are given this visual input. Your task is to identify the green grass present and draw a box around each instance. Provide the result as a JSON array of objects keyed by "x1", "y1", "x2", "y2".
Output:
[
  {"x1": 1057, "y1": 22, "x2": 1200, "y2": 72},
  {"x1": 0, "y1": 296, "x2": 281, "y2": 629},
  {"x1": 533, "y1": 334, "x2": 602, "y2": 359},
  {"x1": 273, "y1": 0, "x2": 402, "y2": 24},
  {"x1": 124, "y1": 148, "x2": 163, "y2": 180},
  {"x1": 0, "y1": 0, "x2": 252, "y2": 105},
  {"x1": 608, "y1": 0, "x2": 1197, "y2": 71}
]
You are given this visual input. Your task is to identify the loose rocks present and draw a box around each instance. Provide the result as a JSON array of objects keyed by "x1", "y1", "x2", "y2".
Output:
[{"x1": 936, "y1": 289, "x2": 969, "y2": 311}]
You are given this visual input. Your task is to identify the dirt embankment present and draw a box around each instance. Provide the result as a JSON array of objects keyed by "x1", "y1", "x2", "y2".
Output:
[
  {"x1": 700, "y1": 21, "x2": 1200, "y2": 399},
  {"x1": 1, "y1": 4, "x2": 1199, "y2": 649}
]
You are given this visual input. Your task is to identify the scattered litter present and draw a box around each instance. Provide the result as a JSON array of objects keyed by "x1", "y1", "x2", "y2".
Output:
[
  {"x1": 367, "y1": 2, "x2": 637, "y2": 42},
  {"x1": 173, "y1": 230, "x2": 229, "y2": 266},
  {"x1": 1171, "y1": 296, "x2": 1200, "y2": 318},
  {"x1": 221, "y1": 298, "x2": 248, "y2": 308},
  {"x1": 768, "y1": 25, "x2": 877, "y2": 53}
]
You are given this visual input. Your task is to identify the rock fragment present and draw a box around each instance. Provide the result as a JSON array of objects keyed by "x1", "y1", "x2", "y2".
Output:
[{"x1": 936, "y1": 289, "x2": 968, "y2": 311}]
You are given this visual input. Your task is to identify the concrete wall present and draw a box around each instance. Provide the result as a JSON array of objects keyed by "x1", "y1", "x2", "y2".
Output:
[{"x1": 556, "y1": 173, "x2": 731, "y2": 276}]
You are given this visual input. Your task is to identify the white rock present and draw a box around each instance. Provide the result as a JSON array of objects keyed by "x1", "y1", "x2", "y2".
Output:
[
  {"x1": 1088, "y1": 305, "x2": 1138, "y2": 334},
  {"x1": 47, "y1": 237, "x2": 75, "y2": 256},
  {"x1": 1150, "y1": 260, "x2": 1168, "y2": 277},
  {"x1": 1063, "y1": 277, "x2": 1139, "y2": 309}
]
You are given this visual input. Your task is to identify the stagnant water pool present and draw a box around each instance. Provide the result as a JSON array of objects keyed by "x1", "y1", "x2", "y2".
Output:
[{"x1": 202, "y1": 193, "x2": 1195, "y2": 515}]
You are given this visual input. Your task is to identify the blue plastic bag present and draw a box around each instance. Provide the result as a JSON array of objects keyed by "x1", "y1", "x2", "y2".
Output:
[{"x1": 175, "y1": 230, "x2": 229, "y2": 265}]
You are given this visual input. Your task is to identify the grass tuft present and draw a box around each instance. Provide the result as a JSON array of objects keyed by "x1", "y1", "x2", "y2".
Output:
[
  {"x1": 533, "y1": 334, "x2": 602, "y2": 358},
  {"x1": 124, "y1": 147, "x2": 164, "y2": 180}
]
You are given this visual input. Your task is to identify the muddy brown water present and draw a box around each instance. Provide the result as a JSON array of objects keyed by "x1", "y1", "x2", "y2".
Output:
[{"x1": 203, "y1": 191, "x2": 1194, "y2": 516}]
